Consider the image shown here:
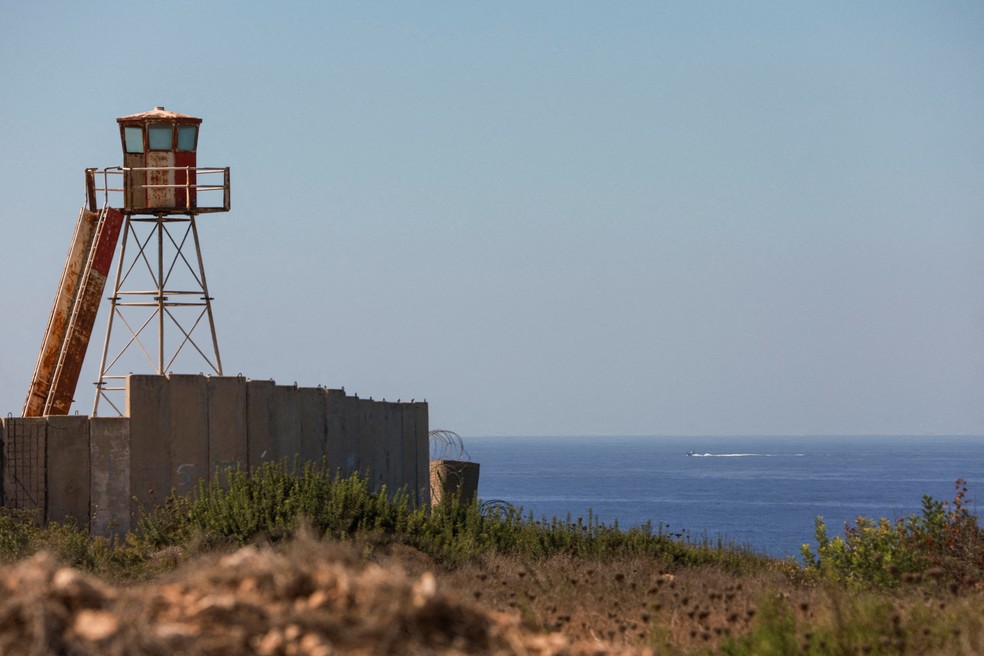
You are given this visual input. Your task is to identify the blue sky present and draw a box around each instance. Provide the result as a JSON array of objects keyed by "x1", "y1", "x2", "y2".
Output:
[{"x1": 1, "y1": 2, "x2": 983, "y2": 436}]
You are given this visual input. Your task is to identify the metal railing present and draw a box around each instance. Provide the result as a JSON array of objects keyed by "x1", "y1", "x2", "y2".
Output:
[{"x1": 85, "y1": 166, "x2": 231, "y2": 214}]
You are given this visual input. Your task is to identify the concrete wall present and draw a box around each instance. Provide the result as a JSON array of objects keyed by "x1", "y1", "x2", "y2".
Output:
[
  {"x1": 1, "y1": 417, "x2": 47, "y2": 524},
  {"x1": 1, "y1": 374, "x2": 429, "y2": 534}
]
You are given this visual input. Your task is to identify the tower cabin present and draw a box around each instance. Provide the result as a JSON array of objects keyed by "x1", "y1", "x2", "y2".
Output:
[{"x1": 118, "y1": 107, "x2": 201, "y2": 213}]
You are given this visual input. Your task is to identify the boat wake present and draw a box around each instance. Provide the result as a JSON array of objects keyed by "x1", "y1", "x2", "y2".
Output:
[{"x1": 687, "y1": 452, "x2": 805, "y2": 458}]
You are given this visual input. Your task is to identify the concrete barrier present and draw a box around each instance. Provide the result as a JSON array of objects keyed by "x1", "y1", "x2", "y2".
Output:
[
  {"x1": 298, "y1": 387, "x2": 325, "y2": 465},
  {"x1": 429, "y1": 460, "x2": 480, "y2": 508},
  {"x1": 45, "y1": 415, "x2": 90, "y2": 527},
  {"x1": 90, "y1": 417, "x2": 131, "y2": 536},
  {"x1": 1, "y1": 417, "x2": 47, "y2": 523},
  {"x1": 323, "y1": 388, "x2": 352, "y2": 475},
  {"x1": 127, "y1": 375, "x2": 171, "y2": 524},
  {"x1": 273, "y1": 384, "x2": 302, "y2": 469},
  {"x1": 414, "y1": 403, "x2": 429, "y2": 506},
  {"x1": 167, "y1": 374, "x2": 209, "y2": 496},
  {"x1": 359, "y1": 398, "x2": 383, "y2": 489},
  {"x1": 246, "y1": 379, "x2": 276, "y2": 468},
  {"x1": 207, "y1": 376, "x2": 247, "y2": 481},
  {"x1": 2, "y1": 375, "x2": 434, "y2": 533}
]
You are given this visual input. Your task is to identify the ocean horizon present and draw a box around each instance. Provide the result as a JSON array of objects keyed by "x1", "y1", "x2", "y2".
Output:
[{"x1": 459, "y1": 435, "x2": 984, "y2": 559}]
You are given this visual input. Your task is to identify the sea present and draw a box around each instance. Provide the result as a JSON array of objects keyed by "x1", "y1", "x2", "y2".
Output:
[{"x1": 459, "y1": 435, "x2": 984, "y2": 560}]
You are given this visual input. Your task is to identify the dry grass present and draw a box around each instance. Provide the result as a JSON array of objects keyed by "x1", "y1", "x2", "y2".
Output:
[
  {"x1": 0, "y1": 537, "x2": 654, "y2": 656},
  {"x1": 1, "y1": 468, "x2": 981, "y2": 654},
  {"x1": 0, "y1": 535, "x2": 981, "y2": 655},
  {"x1": 426, "y1": 552, "x2": 790, "y2": 653},
  {"x1": 380, "y1": 547, "x2": 984, "y2": 655}
]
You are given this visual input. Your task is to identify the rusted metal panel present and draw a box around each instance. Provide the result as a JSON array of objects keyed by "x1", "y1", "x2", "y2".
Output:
[
  {"x1": 89, "y1": 207, "x2": 124, "y2": 275},
  {"x1": 43, "y1": 207, "x2": 124, "y2": 415},
  {"x1": 146, "y1": 151, "x2": 174, "y2": 209},
  {"x1": 23, "y1": 208, "x2": 99, "y2": 417},
  {"x1": 174, "y1": 151, "x2": 196, "y2": 209},
  {"x1": 122, "y1": 153, "x2": 145, "y2": 210},
  {"x1": 85, "y1": 169, "x2": 98, "y2": 212}
]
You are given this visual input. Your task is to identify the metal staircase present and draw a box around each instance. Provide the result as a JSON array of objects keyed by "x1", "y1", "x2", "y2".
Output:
[{"x1": 23, "y1": 205, "x2": 124, "y2": 416}]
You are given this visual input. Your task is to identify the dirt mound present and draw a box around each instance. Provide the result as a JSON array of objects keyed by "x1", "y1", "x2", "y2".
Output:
[{"x1": 0, "y1": 542, "x2": 648, "y2": 655}]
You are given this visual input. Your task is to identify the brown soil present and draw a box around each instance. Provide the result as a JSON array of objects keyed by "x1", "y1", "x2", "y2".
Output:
[
  {"x1": 4, "y1": 538, "x2": 980, "y2": 655},
  {"x1": 0, "y1": 540, "x2": 649, "y2": 656}
]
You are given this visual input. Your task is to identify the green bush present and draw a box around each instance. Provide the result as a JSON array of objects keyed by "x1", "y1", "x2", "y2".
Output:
[
  {"x1": 801, "y1": 479, "x2": 983, "y2": 587},
  {"x1": 138, "y1": 460, "x2": 419, "y2": 548},
  {"x1": 0, "y1": 509, "x2": 43, "y2": 562},
  {"x1": 135, "y1": 460, "x2": 761, "y2": 571},
  {"x1": 0, "y1": 461, "x2": 773, "y2": 581}
]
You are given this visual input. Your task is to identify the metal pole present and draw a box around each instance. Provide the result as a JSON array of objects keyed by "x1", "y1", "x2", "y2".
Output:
[
  {"x1": 92, "y1": 215, "x2": 131, "y2": 416},
  {"x1": 157, "y1": 215, "x2": 165, "y2": 374},
  {"x1": 189, "y1": 214, "x2": 223, "y2": 375}
]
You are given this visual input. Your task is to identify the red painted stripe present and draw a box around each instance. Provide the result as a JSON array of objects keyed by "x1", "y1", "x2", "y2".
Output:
[
  {"x1": 174, "y1": 152, "x2": 196, "y2": 208},
  {"x1": 91, "y1": 208, "x2": 124, "y2": 275}
]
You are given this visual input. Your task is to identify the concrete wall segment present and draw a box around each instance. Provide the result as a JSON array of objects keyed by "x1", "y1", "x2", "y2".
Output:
[
  {"x1": 401, "y1": 405, "x2": 420, "y2": 505},
  {"x1": 167, "y1": 374, "x2": 209, "y2": 496},
  {"x1": 324, "y1": 389, "x2": 356, "y2": 477},
  {"x1": 4, "y1": 375, "x2": 434, "y2": 532},
  {"x1": 246, "y1": 379, "x2": 275, "y2": 468},
  {"x1": 90, "y1": 417, "x2": 131, "y2": 537},
  {"x1": 126, "y1": 374, "x2": 171, "y2": 525},
  {"x1": 414, "y1": 403, "x2": 430, "y2": 508},
  {"x1": 207, "y1": 376, "x2": 248, "y2": 483},
  {"x1": 1, "y1": 418, "x2": 47, "y2": 523},
  {"x1": 273, "y1": 384, "x2": 302, "y2": 468},
  {"x1": 358, "y1": 399, "x2": 382, "y2": 490},
  {"x1": 45, "y1": 415, "x2": 90, "y2": 528},
  {"x1": 381, "y1": 402, "x2": 403, "y2": 493},
  {"x1": 0, "y1": 418, "x2": 4, "y2": 507},
  {"x1": 297, "y1": 387, "x2": 326, "y2": 467}
]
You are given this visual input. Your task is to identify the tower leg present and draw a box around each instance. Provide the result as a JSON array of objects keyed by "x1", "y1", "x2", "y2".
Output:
[
  {"x1": 92, "y1": 217, "x2": 130, "y2": 417},
  {"x1": 190, "y1": 215, "x2": 223, "y2": 376},
  {"x1": 92, "y1": 212, "x2": 223, "y2": 416}
]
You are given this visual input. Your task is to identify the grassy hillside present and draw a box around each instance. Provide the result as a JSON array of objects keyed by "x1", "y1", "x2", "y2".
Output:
[{"x1": 0, "y1": 463, "x2": 980, "y2": 654}]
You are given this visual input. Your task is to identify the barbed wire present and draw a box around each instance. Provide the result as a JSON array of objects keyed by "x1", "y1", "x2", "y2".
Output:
[{"x1": 428, "y1": 429, "x2": 471, "y2": 461}]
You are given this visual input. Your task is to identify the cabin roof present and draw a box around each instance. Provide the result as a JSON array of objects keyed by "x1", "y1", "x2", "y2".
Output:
[{"x1": 117, "y1": 106, "x2": 202, "y2": 124}]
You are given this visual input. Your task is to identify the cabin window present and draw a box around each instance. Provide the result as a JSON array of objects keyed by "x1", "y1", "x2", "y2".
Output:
[
  {"x1": 177, "y1": 125, "x2": 198, "y2": 151},
  {"x1": 123, "y1": 127, "x2": 144, "y2": 153},
  {"x1": 148, "y1": 125, "x2": 173, "y2": 151}
]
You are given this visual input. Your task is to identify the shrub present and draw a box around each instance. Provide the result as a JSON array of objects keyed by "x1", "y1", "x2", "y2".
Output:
[
  {"x1": 801, "y1": 479, "x2": 983, "y2": 587},
  {"x1": 138, "y1": 460, "x2": 418, "y2": 548},
  {"x1": 136, "y1": 460, "x2": 762, "y2": 572}
]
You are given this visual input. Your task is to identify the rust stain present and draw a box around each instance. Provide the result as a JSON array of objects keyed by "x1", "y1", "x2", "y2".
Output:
[
  {"x1": 23, "y1": 209, "x2": 100, "y2": 417},
  {"x1": 25, "y1": 208, "x2": 123, "y2": 416}
]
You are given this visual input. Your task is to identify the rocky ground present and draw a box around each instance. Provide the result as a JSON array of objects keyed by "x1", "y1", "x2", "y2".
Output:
[
  {"x1": 0, "y1": 540, "x2": 649, "y2": 656},
  {"x1": 2, "y1": 536, "x2": 980, "y2": 655}
]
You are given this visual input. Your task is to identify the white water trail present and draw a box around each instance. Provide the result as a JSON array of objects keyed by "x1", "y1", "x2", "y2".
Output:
[{"x1": 688, "y1": 453, "x2": 806, "y2": 458}]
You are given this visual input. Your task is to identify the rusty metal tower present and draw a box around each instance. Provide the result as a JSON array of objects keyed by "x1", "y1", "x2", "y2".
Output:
[
  {"x1": 91, "y1": 107, "x2": 230, "y2": 415},
  {"x1": 22, "y1": 107, "x2": 231, "y2": 417}
]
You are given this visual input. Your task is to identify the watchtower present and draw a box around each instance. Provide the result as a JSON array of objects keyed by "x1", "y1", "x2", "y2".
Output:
[
  {"x1": 118, "y1": 107, "x2": 202, "y2": 211},
  {"x1": 23, "y1": 107, "x2": 230, "y2": 417},
  {"x1": 90, "y1": 107, "x2": 231, "y2": 415}
]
